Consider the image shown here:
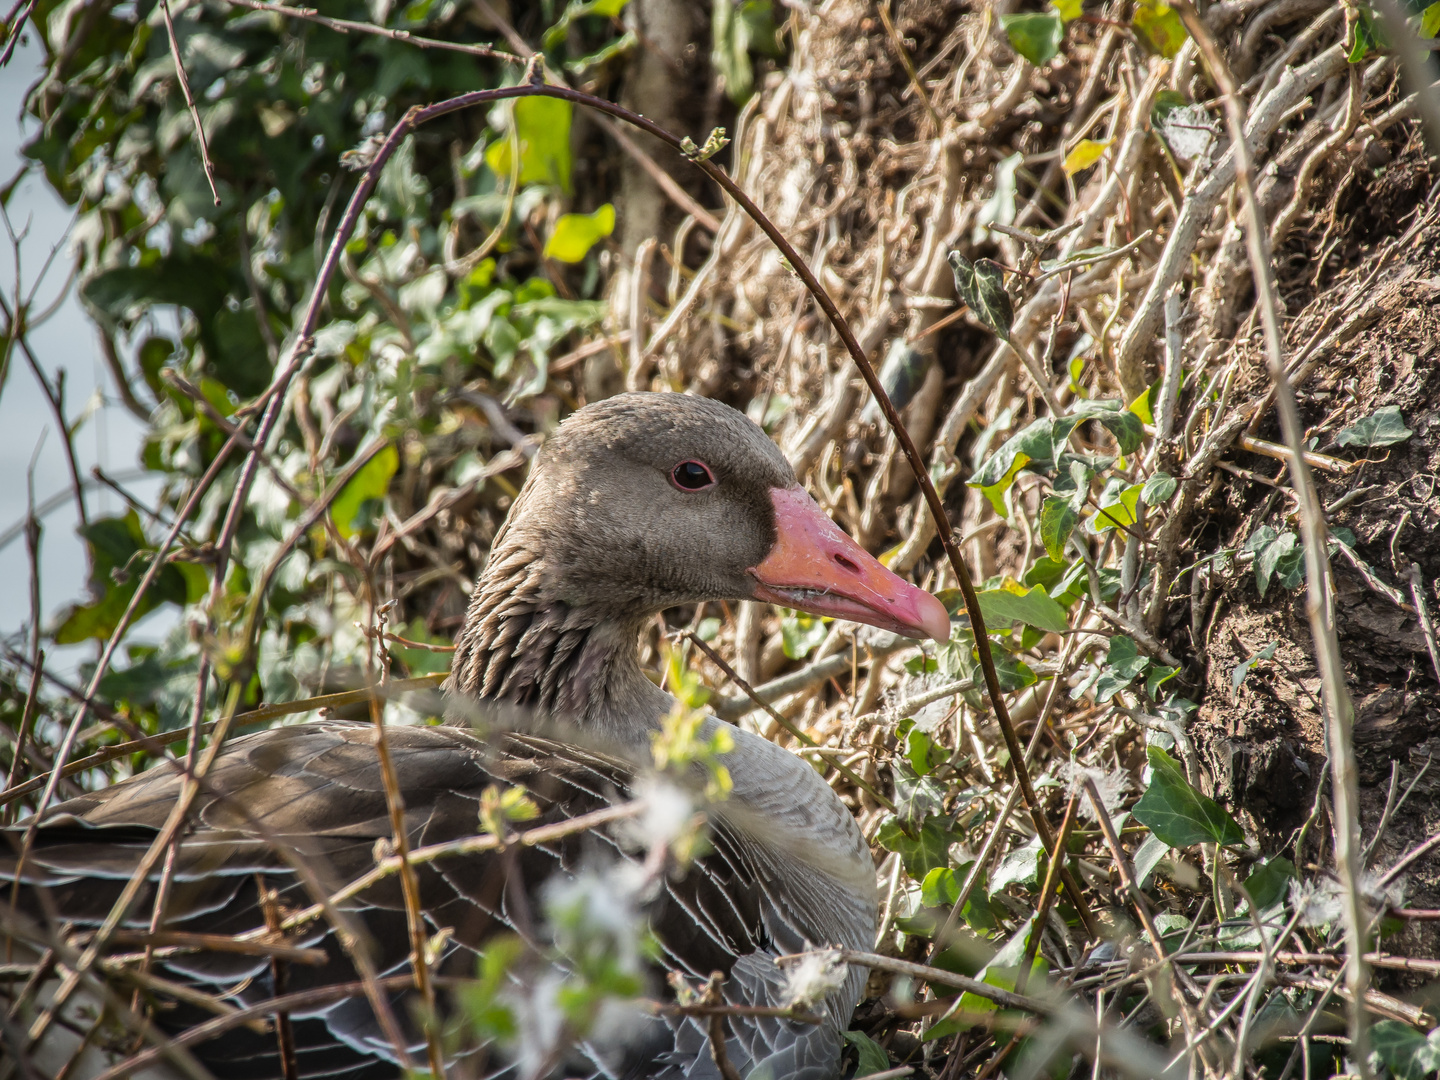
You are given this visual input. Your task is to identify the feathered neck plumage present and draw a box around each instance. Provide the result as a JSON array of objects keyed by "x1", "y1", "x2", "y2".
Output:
[{"x1": 444, "y1": 521, "x2": 672, "y2": 746}]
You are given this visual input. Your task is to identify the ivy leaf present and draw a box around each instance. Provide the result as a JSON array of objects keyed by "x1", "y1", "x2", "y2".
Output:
[
  {"x1": 1132, "y1": 0, "x2": 1188, "y2": 58},
  {"x1": 53, "y1": 512, "x2": 198, "y2": 644},
  {"x1": 843, "y1": 1031, "x2": 892, "y2": 1078},
  {"x1": 1040, "y1": 495, "x2": 1079, "y2": 561},
  {"x1": 1093, "y1": 480, "x2": 1143, "y2": 533},
  {"x1": 894, "y1": 769, "x2": 947, "y2": 825},
  {"x1": 1133, "y1": 746, "x2": 1245, "y2": 848},
  {"x1": 1132, "y1": 833, "x2": 1170, "y2": 886},
  {"x1": 1087, "y1": 634, "x2": 1150, "y2": 703},
  {"x1": 1142, "y1": 471, "x2": 1178, "y2": 504},
  {"x1": 1423, "y1": 1, "x2": 1440, "y2": 38},
  {"x1": 543, "y1": 203, "x2": 615, "y2": 262},
  {"x1": 1347, "y1": 5, "x2": 1383, "y2": 63},
  {"x1": 976, "y1": 580, "x2": 1070, "y2": 634},
  {"x1": 969, "y1": 416, "x2": 1078, "y2": 515},
  {"x1": 921, "y1": 866, "x2": 961, "y2": 908},
  {"x1": 1336, "y1": 405, "x2": 1413, "y2": 449},
  {"x1": 1071, "y1": 399, "x2": 1145, "y2": 454},
  {"x1": 1063, "y1": 138, "x2": 1112, "y2": 176},
  {"x1": 913, "y1": 865, "x2": 998, "y2": 937},
  {"x1": 330, "y1": 445, "x2": 399, "y2": 541},
  {"x1": 1128, "y1": 381, "x2": 1157, "y2": 425},
  {"x1": 948, "y1": 253, "x2": 1014, "y2": 341},
  {"x1": 542, "y1": 0, "x2": 633, "y2": 51},
  {"x1": 906, "y1": 727, "x2": 942, "y2": 777},
  {"x1": 1146, "y1": 664, "x2": 1179, "y2": 699},
  {"x1": 1244, "y1": 527, "x2": 1302, "y2": 598},
  {"x1": 876, "y1": 815, "x2": 963, "y2": 878},
  {"x1": 987, "y1": 651, "x2": 1038, "y2": 693},
  {"x1": 998, "y1": 11, "x2": 1064, "y2": 66},
  {"x1": 904, "y1": 654, "x2": 940, "y2": 676},
  {"x1": 1231, "y1": 641, "x2": 1278, "y2": 697},
  {"x1": 1242, "y1": 857, "x2": 1297, "y2": 911},
  {"x1": 781, "y1": 610, "x2": 828, "y2": 659},
  {"x1": 938, "y1": 918, "x2": 1047, "y2": 1031},
  {"x1": 989, "y1": 834, "x2": 1043, "y2": 895},
  {"x1": 1369, "y1": 1020, "x2": 1440, "y2": 1080}
]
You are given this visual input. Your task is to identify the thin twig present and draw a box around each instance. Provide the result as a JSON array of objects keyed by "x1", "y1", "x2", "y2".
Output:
[
  {"x1": 219, "y1": 0, "x2": 519, "y2": 61},
  {"x1": 1018, "y1": 792, "x2": 1080, "y2": 994},
  {"x1": 1406, "y1": 564, "x2": 1440, "y2": 688},
  {"x1": 158, "y1": 0, "x2": 220, "y2": 206},
  {"x1": 273, "y1": 799, "x2": 646, "y2": 932}
]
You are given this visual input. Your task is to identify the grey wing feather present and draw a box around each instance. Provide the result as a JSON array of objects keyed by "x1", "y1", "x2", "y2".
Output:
[{"x1": 2, "y1": 721, "x2": 875, "y2": 1080}]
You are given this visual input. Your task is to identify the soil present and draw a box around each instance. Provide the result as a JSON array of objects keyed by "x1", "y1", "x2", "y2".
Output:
[{"x1": 1185, "y1": 140, "x2": 1440, "y2": 983}]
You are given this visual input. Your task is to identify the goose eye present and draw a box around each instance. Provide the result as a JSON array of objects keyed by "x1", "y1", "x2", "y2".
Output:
[{"x1": 670, "y1": 460, "x2": 716, "y2": 491}]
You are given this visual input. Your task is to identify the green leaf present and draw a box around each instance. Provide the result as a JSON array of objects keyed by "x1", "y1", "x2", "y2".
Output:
[
  {"x1": 940, "y1": 918, "x2": 1047, "y2": 1031},
  {"x1": 1336, "y1": 405, "x2": 1413, "y2": 449},
  {"x1": 1071, "y1": 399, "x2": 1145, "y2": 454},
  {"x1": 1231, "y1": 641, "x2": 1278, "y2": 696},
  {"x1": 1084, "y1": 634, "x2": 1151, "y2": 703},
  {"x1": 781, "y1": 609, "x2": 828, "y2": 659},
  {"x1": 1128, "y1": 382, "x2": 1156, "y2": 425},
  {"x1": 976, "y1": 580, "x2": 1070, "y2": 634},
  {"x1": 904, "y1": 654, "x2": 940, "y2": 675},
  {"x1": 713, "y1": 0, "x2": 772, "y2": 103},
  {"x1": 1369, "y1": 1020, "x2": 1440, "y2": 1080},
  {"x1": 1244, "y1": 526, "x2": 1303, "y2": 598},
  {"x1": 1132, "y1": 833, "x2": 1170, "y2": 886},
  {"x1": 1142, "y1": 471, "x2": 1177, "y2": 504},
  {"x1": 1100, "y1": 636, "x2": 1146, "y2": 683},
  {"x1": 1133, "y1": 746, "x2": 1245, "y2": 848},
  {"x1": 990, "y1": 834, "x2": 1043, "y2": 895},
  {"x1": 331, "y1": 446, "x2": 399, "y2": 541},
  {"x1": 905, "y1": 728, "x2": 942, "y2": 776},
  {"x1": 1242, "y1": 857, "x2": 1296, "y2": 911},
  {"x1": 1348, "y1": 5, "x2": 1382, "y2": 62},
  {"x1": 843, "y1": 1031, "x2": 892, "y2": 1078},
  {"x1": 999, "y1": 11, "x2": 1065, "y2": 66},
  {"x1": 921, "y1": 866, "x2": 961, "y2": 908},
  {"x1": 1093, "y1": 481, "x2": 1143, "y2": 533},
  {"x1": 81, "y1": 253, "x2": 229, "y2": 325},
  {"x1": 910, "y1": 865, "x2": 998, "y2": 937},
  {"x1": 969, "y1": 416, "x2": 1077, "y2": 516},
  {"x1": 987, "y1": 651, "x2": 1038, "y2": 692},
  {"x1": 876, "y1": 815, "x2": 963, "y2": 878},
  {"x1": 1132, "y1": 0, "x2": 1188, "y2": 57},
  {"x1": 543, "y1": 203, "x2": 615, "y2": 263},
  {"x1": 948, "y1": 253, "x2": 1015, "y2": 341},
  {"x1": 1423, "y1": 1, "x2": 1440, "y2": 38},
  {"x1": 1052, "y1": 0, "x2": 1083, "y2": 23},
  {"x1": 484, "y1": 97, "x2": 574, "y2": 192},
  {"x1": 53, "y1": 512, "x2": 194, "y2": 644},
  {"x1": 1040, "y1": 495, "x2": 1079, "y2": 561},
  {"x1": 1145, "y1": 664, "x2": 1179, "y2": 699}
]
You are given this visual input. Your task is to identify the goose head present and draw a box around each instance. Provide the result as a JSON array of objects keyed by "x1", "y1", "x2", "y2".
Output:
[{"x1": 496, "y1": 392, "x2": 950, "y2": 642}]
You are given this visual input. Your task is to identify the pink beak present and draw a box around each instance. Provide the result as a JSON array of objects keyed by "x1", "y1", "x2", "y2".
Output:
[{"x1": 748, "y1": 486, "x2": 952, "y2": 642}]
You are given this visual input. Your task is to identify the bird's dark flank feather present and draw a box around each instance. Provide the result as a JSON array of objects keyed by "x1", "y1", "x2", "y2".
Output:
[{"x1": 2, "y1": 393, "x2": 890, "y2": 1079}]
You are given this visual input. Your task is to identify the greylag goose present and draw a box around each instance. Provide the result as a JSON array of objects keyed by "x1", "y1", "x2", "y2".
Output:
[{"x1": 2, "y1": 392, "x2": 949, "y2": 1080}]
